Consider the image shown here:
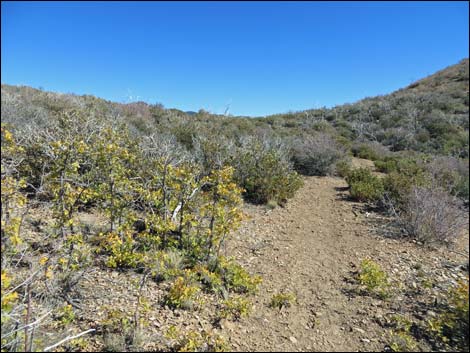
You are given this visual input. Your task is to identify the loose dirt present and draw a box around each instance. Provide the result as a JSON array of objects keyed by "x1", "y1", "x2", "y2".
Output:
[
  {"x1": 223, "y1": 172, "x2": 468, "y2": 352},
  {"x1": 49, "y1": 160, "x2": 468, "y2": 351}
]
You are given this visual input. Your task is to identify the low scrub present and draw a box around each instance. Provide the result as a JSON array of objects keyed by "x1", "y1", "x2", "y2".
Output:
[
  {"x1": 269, "y1": 292, "x2": 296, "y2": 309},
  {"x1": 346, "y1": 168, "x2": 384, "y2": 202},
  {"x1": 428, "y1": 278, "x2": 469, "y2": 351},
  {"x1": 402, "y1": 186, "x2": 468, "y2": 245},
  {"x1": 291, "y1": 134, "x2": 345, "y2": 176},
  {"x1": 232, "y1": 136, "x2": 303, "y2": 205},
  {"x1": 357, "y1": 259, "x2": 390, "y2": 299},
  {"x1": 351, "y1": 142, "x2": 391, "y2": 161},
  {"x1": 220, "y1": 296, "x2": 252, "y2": 320}
]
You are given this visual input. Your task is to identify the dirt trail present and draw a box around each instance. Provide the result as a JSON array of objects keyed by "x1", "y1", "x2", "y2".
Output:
[{"x1": 224, "y1": 173, "x2": 468, "y2": 352}]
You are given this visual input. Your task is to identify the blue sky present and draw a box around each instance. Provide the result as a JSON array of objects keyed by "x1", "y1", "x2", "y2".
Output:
[{"x1": 1, "y1": 1, "x2": 469, "y2": 116}]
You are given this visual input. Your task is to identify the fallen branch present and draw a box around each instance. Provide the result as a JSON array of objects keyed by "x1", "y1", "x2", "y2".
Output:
[{"x1": 43, "y1": 329, "x2": 96, "y2": 352}]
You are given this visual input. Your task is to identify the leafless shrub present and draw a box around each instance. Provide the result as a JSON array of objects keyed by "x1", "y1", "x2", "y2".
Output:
[
  {"x1": 192, "y1": 134, "x2": 235, "y2": 174},
  {"x1": 140, "y1": 133, "x2": 191, "y2": 166},
  {"x1": 291, "y1": 134, "x2": 345, "y2": 176},
  {"x1": 425, "y1": 156, "x2": 469, "y2": 205},
  {"x1": 402, "y1": 186, "x2": 468, "y2": 245}
]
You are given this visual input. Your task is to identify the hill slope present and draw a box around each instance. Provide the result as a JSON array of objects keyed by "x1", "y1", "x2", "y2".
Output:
[{"x1": 2, "y1": 58, "x2": 469, "y2": 157}]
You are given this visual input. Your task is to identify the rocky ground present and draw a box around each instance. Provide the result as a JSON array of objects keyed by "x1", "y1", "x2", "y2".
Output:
[
  {"x1": 223, "y1": 173, "x2": 468, "y2": 352},
  {"x1": 20, "y1": 159, "x2": 468, "y2": 352}
]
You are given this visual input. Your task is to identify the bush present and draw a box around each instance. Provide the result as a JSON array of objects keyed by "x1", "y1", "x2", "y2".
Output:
[
  {"x1": 346, "y1": 168, "x2": 384, "y2": 202},
  {"x1": 291, "y1": 134, "x2": 345, "y2": 176},
  {"x1": 164, "y1": 274, "x2": 201, "y2": 310},
  {"x1": 165, "y1": 326, "x2": 230, "y2": 352},
  {"x1": 425, "y1": 156, "x2": 469, "y2": 205},
  {"x1": 352, "y1": 142, "x2": 390, "y2": 161},
  {"x1": 402, "y1": 186, "x2": 468, "y2": 245},
  {"x1": 382, "y1": 160, "x2": 429, "y2": 209},
  {"x1": 232, "y1": 136, "x2": 303, "y2": 204},
  {"x1": 335, "y1": 159, "x2": 352, "y2": 178},
  {"x1": 220, "y1": 297, "x2": 252, "y2": 320},
  {"x1": 151, "y1": 250, "x2": 185, "y2": 282},
  {"x1": 357, "y1": 259, "x2": 390, "y2": 299},
  {"x1": 216, "y1": 257, "x2": 262, "y2": 294},
  {"x1": 429, "y1": 278, "x2": 469, "y2": 351},
  {"x1": 269, "y1": 292, "x2": 296, "y2": 309}
]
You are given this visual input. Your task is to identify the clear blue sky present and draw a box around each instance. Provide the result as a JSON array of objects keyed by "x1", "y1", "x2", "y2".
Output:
[{"x1": 2, "y1": 1, "x2": 469, "y2": 116}]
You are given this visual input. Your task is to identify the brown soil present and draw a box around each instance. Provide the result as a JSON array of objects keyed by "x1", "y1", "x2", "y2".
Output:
[
  {"x1": 28, "y1": 160, "x2": 468, "y2": 352},
  {"x1": 222, "y1": 173, "x2": 468, "y2": 352}
]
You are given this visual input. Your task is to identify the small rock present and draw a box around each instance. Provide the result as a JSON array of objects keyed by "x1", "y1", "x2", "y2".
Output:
[
  {"x1": 289, "y1": 336, "x2": 298, "y2": 344},
  {"x1": 361, "y1": 338, "x2": 371, "y2": 343},
  {"x1": 353, "y1": 327, "x2": 365, "y2": 334}
]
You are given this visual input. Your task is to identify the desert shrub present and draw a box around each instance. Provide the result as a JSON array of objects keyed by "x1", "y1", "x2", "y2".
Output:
[
  {"x1": 151, "y1": 250, "x2": 185, "y2": 282},
  {"x1": 374, "y1": 157, "x2": 399, "y2": 173},
  {"x1": 425, "y1": 156, "x2": 469, "y2": 205},
  {"x1": 192, "y1": 134, "x2": 234, "y2": 175},
  {"x1": 165, "y1": 326, "x2": 230, "y2": 352},
  {"x1": 1, "y1": 125, "x2": 96, "y2": 352},
  {"x1": 220, "y1": 297, "x2": 252, "y2": 320},
  {"x1": 382, "y1": 159, "x2": 429, "y2": 209},
  {"x1": 351, "y1": 142, "x2": 390, "y2": 161},
  {"x1": 164, "y1": 273, "x2": 201, "y2": 310},
  {"x1": 401, "y1": 186, "x2": 468, "y2": 245},
  {"x1": 269, "y1": 292, "x2": 296, "y2": 309},
  {"x1": 1, "y1": 125, "x2": 28, "y2": 253},
  {"x1": 346, "y1": 168, "x2": 384, "y2": 202},
  {"x1": 334, "y1": 159, "x2": 352, "y2": 178},
  {"x1": 389, "y1": 331, "x2": 419, "y2": 352},
  {"x1": 357, "y1": 259, "x2": 390, "y2": 299},
  {"x1": 192, "y1": 264, "x2": 223, "y2": 294},
  {"x1": 387, "y1": 315, "x2": 419, "y2": 352},
  {"x1": 291, "y1": 134, "x2": 345, "y2": 176},
  {"x1": 232, "y1": 136, "x2": 303, "y2": 204},
  {"x1": 216, "y1": 257, "x2": 262, "y2": 294},
  {"x1": 428, "y1": 278, "x2": 469, "y2": 351}
]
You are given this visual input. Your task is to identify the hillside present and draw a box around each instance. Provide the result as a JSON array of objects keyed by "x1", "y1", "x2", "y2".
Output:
[
  {"x1": 262, "y1": 58, "x2": 469, "y2": 157},
  {"x1": 1, "y1": 59, "x2": 469, "y2": 352},
  {"x1": 2, "y1": 58, "x2": 469, "y2": 158}
]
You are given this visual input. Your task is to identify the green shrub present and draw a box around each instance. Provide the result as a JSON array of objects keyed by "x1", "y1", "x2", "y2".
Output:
[
  {"x1": 382, "y1": 159, "x2": 429, "y2": 209},
  {"x1": 374, "y1": 158, "x2": 399, "y2": 173},
  {"x1": 193, "y1": 264, "x2": 223, "y2": 294},
  {"x1": 346, "y1": 168, "x2": 384, "y2": 202},
  {"x1": 335, "y1": 159, "x2": 352, "y2": 178},
  {"x1": 216, "y1": 257, "x2": 262, "y2": 294},
  {"x1": 428, "y1": 278, "x2": 469, "y2": 351},
  {"x1": 269, "y1": 292, "x2": 296, "y2": 309},
  {"x1": 220, "y1": 297, "x2": 252, "y2": 320},
  {"x1": 151, "y1": 250, "x2": 185, "y2": 282},
  {"x1": 165, "y1": 326, "x2": 230, "y2": 352},
  {"x1": 232, "y1": 137, "x2": 303, "y2": 204},
  {"x1": 389, "y1": 332, "x2": 419, "y2": 352},
  {"x1": 357, "y1": 259, "x2": 390, "y2": 299},
  {"x1": 352, "y1": 142, "x2": 390, "y2": 161},
  {"x1": 163, "y1": 273, "x2": 201, "y2": 310}
]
